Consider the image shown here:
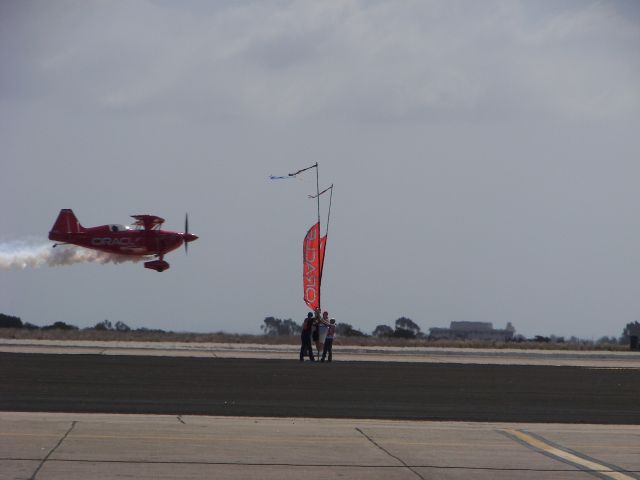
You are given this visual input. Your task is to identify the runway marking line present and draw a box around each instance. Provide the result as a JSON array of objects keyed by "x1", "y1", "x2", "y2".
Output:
[{"x1": 503, "y1": 429, "x2": 637, "y2": 480}]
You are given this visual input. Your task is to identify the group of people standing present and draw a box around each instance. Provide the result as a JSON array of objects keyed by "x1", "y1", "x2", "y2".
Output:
[{"x1": 300, "y1": 309, "x2": 336, "y2": 362}]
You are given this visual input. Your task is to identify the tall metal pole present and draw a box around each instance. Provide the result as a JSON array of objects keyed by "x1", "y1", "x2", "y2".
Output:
[
  {"x1": 315, "y1": 162, "x2": 321, "y2": 314},
  {"x1": 325, "y1": 184, "x2": 333, "y2": 240}
]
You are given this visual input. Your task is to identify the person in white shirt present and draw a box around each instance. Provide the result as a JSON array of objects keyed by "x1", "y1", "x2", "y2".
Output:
[
  {"x1": 316, "y1": 310, "x2": 330, "y2": 358},
  {"x1": 321, "y1": 318, "x2": 336, "y2": 362}
]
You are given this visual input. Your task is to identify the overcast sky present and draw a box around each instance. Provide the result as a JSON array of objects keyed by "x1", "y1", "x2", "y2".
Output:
[{"x1": 1, "y1": 0, "x2": 639, "y2": 339}]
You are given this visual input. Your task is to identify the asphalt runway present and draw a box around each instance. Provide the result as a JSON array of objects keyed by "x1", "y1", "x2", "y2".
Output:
[{"x1": 1, "y1": 352, "x2": 639, "y2": 424}]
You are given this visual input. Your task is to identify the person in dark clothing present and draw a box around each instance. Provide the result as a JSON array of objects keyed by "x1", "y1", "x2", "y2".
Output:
[
  {"x1": 300, "y1": 312, "x2": 315, "y2": 361},
  {"x1": 312, "y1": 308, "x2": 321, "y2": 356},
  {"x1": 321, "y1": 318, "x2": 336, "y2": 362}
]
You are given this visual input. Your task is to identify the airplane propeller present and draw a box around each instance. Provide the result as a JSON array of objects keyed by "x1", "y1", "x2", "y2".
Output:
[
  {"x1": 185, "y1": 214, "x2": 189, "y2": 254},
  {"x1": 183, "y1": 213, "x2": 198, "y2": 254}
]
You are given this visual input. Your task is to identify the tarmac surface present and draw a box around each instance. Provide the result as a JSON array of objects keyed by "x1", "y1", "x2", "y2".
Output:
[
  {"x1": 2, "y1": 338, "x2": 640, "y2": 367},
  {"x1": 1, "y1": 413, "x2": 639, "y2": 480},
  {"x1": 1, "y1": 352, "x2": 639, "y2": 424},
  {"x1": 1, "y1": 343, "x2": 639, "y2": 479}
]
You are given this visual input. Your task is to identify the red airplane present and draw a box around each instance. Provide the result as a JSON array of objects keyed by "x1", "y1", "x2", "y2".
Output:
[{"x1": 48, "y1": 209, "x2": 198, "y2": 272}]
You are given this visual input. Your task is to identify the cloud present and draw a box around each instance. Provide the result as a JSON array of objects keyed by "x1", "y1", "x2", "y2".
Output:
[{"x1": 3, "y1": 0, "x2": 638, "y2": 123}]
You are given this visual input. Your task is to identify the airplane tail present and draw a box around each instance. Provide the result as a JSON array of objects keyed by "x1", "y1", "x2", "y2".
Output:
[{"x1": 49, "y1": 209, "x2": 85, "y2": 241}]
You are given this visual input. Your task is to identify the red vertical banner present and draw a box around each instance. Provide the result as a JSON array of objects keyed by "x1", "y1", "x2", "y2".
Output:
[{"x1": 303, "y1": 223, "x2": 325, "y2": 311}]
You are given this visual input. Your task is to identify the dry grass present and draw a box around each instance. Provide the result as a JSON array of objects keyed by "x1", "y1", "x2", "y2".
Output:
[
  {"x1": 0, "y1": 328, "x2": 280, "y2": 344},
  {"x1": 0, "y1": 328, "x2": 630, "y2": 351}
]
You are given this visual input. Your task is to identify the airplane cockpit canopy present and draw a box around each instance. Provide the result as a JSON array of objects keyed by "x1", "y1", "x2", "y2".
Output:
[{"x1": 109, "y1": 224, "x2": 129, "y2": 232}]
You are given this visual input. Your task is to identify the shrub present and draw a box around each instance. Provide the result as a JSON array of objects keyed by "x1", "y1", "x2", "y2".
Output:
[
  {"x1": 41, "y1": 321, "x2": 78, "y2": 331},
  {"x1": 0, "y1": 313, "x2": 23, "y2": 329}
]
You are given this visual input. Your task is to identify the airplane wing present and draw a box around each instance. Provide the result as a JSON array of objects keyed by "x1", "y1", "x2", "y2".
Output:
[{"x1": 131, "y1": 215, "x2": 165, "y2": 231}]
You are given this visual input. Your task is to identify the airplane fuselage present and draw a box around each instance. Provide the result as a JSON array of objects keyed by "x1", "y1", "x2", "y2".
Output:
[
  {"x1": 48, "y1": 209, "x2": 198, "y2": 272},
  {"x1": 50, "y1": 227, "x2": 187, "y2": 257}
]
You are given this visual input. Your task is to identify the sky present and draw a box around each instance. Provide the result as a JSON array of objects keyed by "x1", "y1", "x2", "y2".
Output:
[{"x1": 1, "y1": 0, "x2": 639, "y2": 339}]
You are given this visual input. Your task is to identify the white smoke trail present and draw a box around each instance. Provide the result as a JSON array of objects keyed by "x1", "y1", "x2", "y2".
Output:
[{"x1": 0, "y1": 239, "x2": 146, "y2": 270}]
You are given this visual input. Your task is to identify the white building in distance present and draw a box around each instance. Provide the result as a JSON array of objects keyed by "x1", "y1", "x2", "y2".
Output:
[{"x1": 429, "y1": 321, "x2": 516, "y2": 341}]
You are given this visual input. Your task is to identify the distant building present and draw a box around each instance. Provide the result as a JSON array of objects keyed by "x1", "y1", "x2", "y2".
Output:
[{"x1": 429, "y1": 321, "x2": 515, "y2": 341}]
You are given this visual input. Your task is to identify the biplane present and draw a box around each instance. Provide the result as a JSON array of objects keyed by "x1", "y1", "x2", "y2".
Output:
[{"x1": 48, "y1": 209, "x2": 198, "y2": 272}]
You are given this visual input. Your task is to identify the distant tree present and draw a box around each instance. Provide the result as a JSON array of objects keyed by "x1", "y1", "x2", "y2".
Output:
[
  {"x1": 42, "y1": 321, "x2": 78, "y2": 331},
  {"x1": 393, "y1": 328, "x2": 416, "y2": 339},
  {"x1": 115, "y1": 321, "x2": 131, "y2": 332},
  {"x1": 596, "y1": 336, "x2": 618, "y2": 345},
  {"x1": 394, "y1": 317, "x2": 421, "y2": 339},
  {"x1": 261, "y1": 317, "x2": 279, "y2": 335},
  {"x1": 336, "y1": 323, "x2": 366, "y2": 337},
  {"x1": 533, "y1": 335, "x2": 550, "y2": 343},
  {"x1": 0, "y1": 313, "x2": 23, "y2": 329},
  {"x1": 281, "y1": 319, "x2": 301, "y2": 335},
  {"x1": 372, "y1": 324, "x2": 394, "y2": 337},
  {"x1": 620, "y1": 321, "x2": 640, "y2": 344},
  {"x1": 135, "y1": 327, "x2": 167, "y2": 333},
  {"x1": 94, "y1": 319, "x2": 113, "y2": 331},
  {"x1": 261, "y1": 317, "x2": 301, "y2": 336},
  {"x1": 23, "y1": 322, "x2": 40, "y2": 330}
]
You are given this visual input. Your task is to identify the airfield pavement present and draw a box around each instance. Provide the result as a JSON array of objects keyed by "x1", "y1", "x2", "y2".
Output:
[
  {"x1": 1, "y1": 338, "x2": 640, "y2": 367},
  {"x1": 0, "y1": 341, "x2": 639, "y2": 479}
]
